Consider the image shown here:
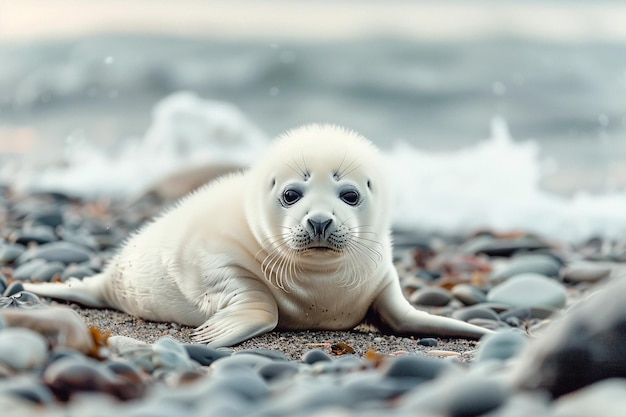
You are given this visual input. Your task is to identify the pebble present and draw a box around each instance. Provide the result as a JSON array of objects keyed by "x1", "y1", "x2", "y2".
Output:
[
  {"x1": 60, "y1": 264, "x2": 97, "y2": 281},
  {"x1": 552, "y1": 379, "x2": 626, "y2": 417},
  {"x1": 560, "y1": 261, "x2": 613, "y2": 283},
  {"x1": 12, "y1": 259, "x2": 49, "y2": 280},
  {"x1": 0, "y1": 291, "x2": 44, "y2": 309},
  {"x1": 476, "y1": 330, "x2": 528, "y2": 363},
  {"x1": 451, "y1": 284, "x2": 487, "y2": 306},
  {"x1": 382, "y1": 354, "x2": 451, "y2": 379},
  {"x1": 0, "y1": 243, "x2": 26, "y2": 264},
  {"x1": 11, "y1": 226, "x2": 58, "y2": 245},
  {"x1": 15, "y1": 241, "x2": 93, "y2": 266},
  {"x1": 491, "y1": 254, "x2": 562, "y2": 280},
  {"x1": 183, "y1": 344, "x2": 232, "y2": 366},
  {"x1": 409, "y1": 286, "x2": 453, "y2": 306},
  {"x1": 31, "y1": 261, "x2": 65, "y2": 282},
  {"x1": 461, "y1": 235, "x2": 549, "y2": 257},
  {"x1": 417, "y1": 337, "x2": 439, "y2": 347},
  {"x1": 0, "y1": 328, "x2": 48, "y2": 371},
  {"x1": 452, "y1": 305, "x2": 501, "y2": 322},
  {"x1": 302, "y1": 349, "x2": 332, "y2": 364},
  {"x1": 487, "y1": 273, "x2": 567, "y2": 309}
]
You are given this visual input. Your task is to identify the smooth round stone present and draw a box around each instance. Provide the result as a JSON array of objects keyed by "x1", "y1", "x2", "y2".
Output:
[
  {"x1": 233, "y1": 348, "x2": 289, "y2": 361},
  {"x1": 418, "y1": 338, "x2": 439, "y2": 347},
  {"x1": 0, "y1": 377, "x2": 55, "y2": 405},
  {"x1": 183, "y1": 344, "x2": 232, "y2": 366},
  {"x1": 211, "y1": 353, "x2": 274, "y2": 371},
  {"x1": 491, "y1": 254, "x2": 562, "y2": 280},
  {"x1": 105, "y1": 360, "x2": 145, "y2": 385},
  {"x1": 409, "y1": 286, "x2": 453, "y2": 307},
  {"x1": 108, "y1": 336, "x2": 150, "y2": 355},
  {"x1": 453, "y1": 305, "x2": 500, "y2": 322},
  {"x1": 56, "y1": 228, "x2": 100, "y2": 251},
  {"x1": 343, "y1": 371, "x2": 412, "y2": 401},
  {"x1": 487, "y1": 273, "x2": 567, "y2": 309},
  {"x1": 500, "y1": 306, "x2": 557, "y2": 321},
  {"x1": 209, "y1": 367, "x2": 270, "y2": 401},
  {"x1": 561, "y1": 262, "x2": 612, "y2": 284},
  {"x1": 1, "y1": 307, "x2": 94, "y2": 353},
  {"x1": 152, "y1": 337, "x2": 194, "y2": 371},
  {"x1": 16, "y1": 241, "x2": 92, "y2": 266},
  {"x1": 60, "y1": 264, "x2": 96, "y2": 281},
  {"x1": 259, "y1": 362, "x2": 301, "y2": 382},
  {"x1": 0, "y1": 328, "x2": 48, "y2": 371},
  {"x1": 451, "y1": 284, "x2": 487, "y2": 306},
  {"x1": 447, "y1": 376, "x2": 511, "y2": 417},
  {"x1": 461, "y1": 235, "x2": 549, "y2": 257},
  {"x1": 25, "y1": 208, "x2": 64, "y2": 228},
  {"x1": 43, "y1": 357, "x2": 145, "y2": 401},
  {"x1": 3, "y1": 282, "x2": 25, "y2": 297},
  {"x1": 0, "y1": 291, "x2": 45, "y2": 308},
  {"x1": 12, "y1": 259, "x2": 48, "y2": 280},
  {"x1": 11, "y1": 227, "x2": 58, "y2": 245},
  {"x1": 302, "y1": 349, "x2": 332, "y2": 364},
  {"x1": 0, "y1": 243, "x2": 26, "y2": 264},
  {"x1": 402, "y1": 375, "x2": 510, "y2": 417},
  {"x1": 476, "y1": 330, "x2": 528, "y2": 362},
  {"x1": 382, "y1": 354, "x2": 450, "y2": 380},
  {"x1": 553, "y1": 379, "x2": 626, "y2": 417},
  {"x1": 0, "y1": 272, "x2": 7, "y2": 294},
  {"x1": 31, "y1": 261, "x2": 65, "y2": 282}
]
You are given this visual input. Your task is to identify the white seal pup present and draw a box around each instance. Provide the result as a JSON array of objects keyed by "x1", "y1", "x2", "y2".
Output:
[{"x1": 25, "y1": 124, "x2": 491, "y2": 347}]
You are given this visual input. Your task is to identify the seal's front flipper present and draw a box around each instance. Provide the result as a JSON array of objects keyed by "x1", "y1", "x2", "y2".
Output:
[
  {"x1": 192, "y1": 289, "x2": 279, "y2": 348},
  {"x1": 22, "y1": 275, "x2": 108, "y2": 308},
  {"x1": 372, "y1": 278, "x2": 493, "y2": 340}
]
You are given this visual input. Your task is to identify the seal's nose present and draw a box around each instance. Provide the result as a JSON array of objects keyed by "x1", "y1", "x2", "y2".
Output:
[{"x1": 307, "y1": 217, "x2": 333, "y2": 238}]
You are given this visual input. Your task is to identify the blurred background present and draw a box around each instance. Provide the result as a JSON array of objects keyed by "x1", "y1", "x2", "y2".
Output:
[{"x1": 1, "y1": 0, "x2": 625, "y2": 239}]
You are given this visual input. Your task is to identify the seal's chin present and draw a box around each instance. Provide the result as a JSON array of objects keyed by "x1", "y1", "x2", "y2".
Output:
[{"x1": 299, "y1": 245, "x2": 343, "y2": 257}]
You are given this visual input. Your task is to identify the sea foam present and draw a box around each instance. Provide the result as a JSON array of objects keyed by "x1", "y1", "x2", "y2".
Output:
[{"x1": 3, "y1": 93, "x2": 625, "y2": 242}]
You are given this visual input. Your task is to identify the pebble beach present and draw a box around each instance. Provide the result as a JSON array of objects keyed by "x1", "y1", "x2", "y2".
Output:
[{"x1": 1, "y1": 186, "x2": 626, "y2": 416}]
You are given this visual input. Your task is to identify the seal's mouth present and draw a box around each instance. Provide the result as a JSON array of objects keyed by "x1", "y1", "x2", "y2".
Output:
[{"x1": 301, "y1": 246, "x2": 341, "y2": 255}]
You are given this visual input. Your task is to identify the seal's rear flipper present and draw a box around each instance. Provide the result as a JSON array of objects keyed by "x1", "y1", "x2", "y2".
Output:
[{"x1": 23, "y1": 274, "x2": 108, "y2": 308}]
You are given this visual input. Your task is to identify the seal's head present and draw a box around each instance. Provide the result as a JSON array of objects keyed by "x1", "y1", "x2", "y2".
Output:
[{"x1": 246, "y1": 124, "x2": 392, "y2": 290}]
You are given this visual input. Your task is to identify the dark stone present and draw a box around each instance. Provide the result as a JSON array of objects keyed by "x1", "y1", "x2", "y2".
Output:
[
  {"x1": 3, "y1": 282, "x2": 25, "y2": 297},
  {"x1": 258, "y1": 362, "x2": 300, "y2": 382},
  {"x1": 448, "y1": 377, "x2": 510, "y2": 417},
  {"x1": 302, "y1": 349, "x2": 332, "y2": 364},
  {"x1": 0, "y1": 291, "x2": 45, "y2": 309},
  {"x1": 60, "y1": 264, "x2": 96, "y2": 281},
  {"x1": 11, "y1": 227, "x2": 58, "y2": 245},
  {"x1": 0, "y1": 379, "x2": 55, "y2": 405},
  {"x1": 26, "y1": 208, "x2": 64, "y2": 228},
  {"x1": 12, "y1": 259, "x2": 48, "y2": 280},
  {"x1": 32, "y1": 261, "x2": 65, "y2": 282},
  {"x1": 418, "y1": 338, "x2": 439, "y2": 347},
  {"x1": 453, "y1": 305, "x2": 500, "y2": 322},
  {"x1": 476, "y1": 330, "x2": 528, "y2": 362},
  {"x1": 462, "y1": 235, "x2": 550, "y2": 257},
  {"x1": 0, "y1": 243, "x2": 26, "y2": 264},
  {"x1": 409, "y1": 286, "x2": 453, "y2": 307},
  {"x1": 383, "y1": 355, "x2": 449, "y2": 380},
  {"x1": 514, "y1": 277, "x2": 626, "y2": 398},
  {"x1": 183, "y1": 344, "x2": 232, "y2": 366}
]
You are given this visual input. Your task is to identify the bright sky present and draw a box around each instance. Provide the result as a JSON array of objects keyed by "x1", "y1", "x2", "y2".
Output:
[{"x1": 2, "y1": 1, "x2": 626, "y2": 42}]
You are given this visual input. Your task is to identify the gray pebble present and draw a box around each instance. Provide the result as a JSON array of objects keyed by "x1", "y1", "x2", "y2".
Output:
[
  {"x1": 25, "y1": 208, "x2": 64, "y2": 228},
  {"x1": 487, "y1": 273, "x2": 567, "y2": 309},
  {"x1": 12, "y1": 259, "x2": 48, "y2": 280},
  {"x1": 11, "y1": 226, "x2": 58, "y2": 245},
  {"x1": 0, "y1": 328, "x2": 48, "y2": 371},
  {"x1": 31, "y1": 261, "x2": 65, "y2": 282},
  {"x1": 0, "y1": 377, "x2": 55, "y2": 405},
  {"x1": 418, "y1": 338, "x2": 439, "y2": 347},
  {"x1": 561, "y1": 261, "x2": 612, "y2": 284},
  {"x1": 0, "y1": 291, "x2": 44, "y2": 308},
  {"x1": 476, "y1": 330, "x2": 529, "y2": 362},
  {"x1": 152, "y1": 337, "x2": 194, "y2": 371},
  {"x1": 382, "y1": 354, "x2": 450, "y2": 380},
  {"x1": 258, "y1": 361, "x2": 301, "y2": 382},
  {"x1": 491, "y1": 254, "x2": 562, "y2": 280},
  {"x1": 60, "y1": 264, "x2": 97, "y2": 281},
  {"x1": 2, "y1": 282, "x2": 25, "y2": 297},
  {"x1": 552, "y1": 379, "x2": 626, "y2": 417},
  {"x1": 211, "y1": 353, "x2": 275, "y2": 371},
  {"x1": 461, "y1": 235, "x2": 549, "y2": 257},
  {"x1": 302, "y1": 349, "x2": 332, "y2": 364},
  {"x1": 409, "y1": 286, "x2": 453, "y2": 307},
  {"x1": 451, "y1": 284, "x2": 487, "y2": 306},
  {"x1": 0, "y1": 243, "x2": 26, "y2": 264},
  {"x1": 0, "y1": 272, "x2": 6, "y2": 294},
  {"x1": 233, "y1": 348, "x2": 289, "y2": 361},
  {"x1": 453, "y1": 305, "x2": 500, "y2": 322},
  {"x1": 16, "y1": 241, "x2": 92, "y2": 266},
  {"x1": 183, "y1": 344, "x2": 232, "y2": 366}
]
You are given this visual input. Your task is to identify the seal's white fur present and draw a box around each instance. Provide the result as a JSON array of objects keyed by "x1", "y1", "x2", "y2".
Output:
[{"x1": 25, "y1": 124, "x2": 491, "y2": 347}]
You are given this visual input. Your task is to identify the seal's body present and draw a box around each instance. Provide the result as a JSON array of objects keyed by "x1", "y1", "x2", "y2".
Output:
[{"x1": 26, "y1": 124, "x2": 491, "y2": 347}]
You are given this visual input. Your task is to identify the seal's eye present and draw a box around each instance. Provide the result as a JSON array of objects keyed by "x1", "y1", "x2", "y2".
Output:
[
  {"x1": 340, "y1": 190, "x2": 360, "y2": 206},
  {"x1": 282, "y1": 189, "x2": 302, "y2": 206}
]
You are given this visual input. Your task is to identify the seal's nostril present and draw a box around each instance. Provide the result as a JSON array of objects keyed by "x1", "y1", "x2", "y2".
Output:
[{"x1": 308, "y1": 218, "x2": 333, "y2": 237}]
